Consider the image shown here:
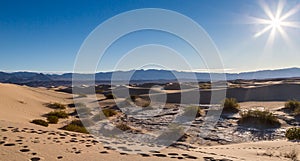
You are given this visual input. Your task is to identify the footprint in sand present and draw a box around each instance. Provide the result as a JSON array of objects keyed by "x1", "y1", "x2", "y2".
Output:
[
  {"x1": 152, "y1": 153, "x2": 167, "y2": 157},
  {"x1": 139, "y1": 153, "x2": 150, "y2": 157},
  {"x1": 3, "y1": 143, "x2": 16, "y2": 146},
  {"x1": 149, "y1": 150, "x2": 160, "y2": 153},
  {"x1": 100, "y1": 151, "x2": 108, "y2": 154},
  {"x1": 1, "y1": 128, "x2": 8, "y2": 132},
  {"x1": 30, "y1": 157, "x2": 41, "y2": 161},
  {"x1": 20, "y1": 149, "x2": 30, "y2": 152},
  {"x1": 182, "y1": 154, "x2": 198, "y2": 159}
]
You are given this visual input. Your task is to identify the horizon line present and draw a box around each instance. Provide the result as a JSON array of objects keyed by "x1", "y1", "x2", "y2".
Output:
[{"x1": 1, "y1": 66, "x2": 299, "y2": 75}]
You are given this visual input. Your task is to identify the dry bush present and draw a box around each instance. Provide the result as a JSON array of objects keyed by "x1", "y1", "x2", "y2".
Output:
[
  {"x1": 286, "y1": 127, "x2": 300, "y2": 140},
  {"x1": 46, "y1": 110, "x2": 68, "y2": 118},
  {"x1": 238, "y1": 110, "x2": 281, "y2": 129},
  {"x1": 31, "y1": 119, "x2": 48, "y2": 127},
  {"x1": 61, "y1": 120, "x2": 88, "y2": 134},
  {"x1": 285, "y1": 100, "x2": 300, "y2": 115},
  {"x1": 222, "y1": 98, "x2": 240, "y2": 113},
  {"x1": 45, "y1": 102, "x2": 66, "y2": 109},
  {"x1": 47, "y1": 115, "x2": 59, "y2": 124}
]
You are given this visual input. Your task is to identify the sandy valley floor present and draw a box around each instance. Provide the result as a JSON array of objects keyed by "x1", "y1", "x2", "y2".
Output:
[{"x1": 0, "y1": 83, "x2": 299, "y2": 161}]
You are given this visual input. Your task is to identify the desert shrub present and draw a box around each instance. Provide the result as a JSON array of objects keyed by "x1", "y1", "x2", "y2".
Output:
[
  {"x1": 116, "y1": 123, "x2": 131, "y2": 131},
  {"x1": 285, "y1": 100, "x2": 300, "y2": 115},
  {"x1": 47, "y1": 115, "x2": 59, "y2": 124},
  {"x1": 183, "y1": 106, "x2": 205, "y2": 118},
  {"x1": 286, "y1": 127, "x2": 300, "y2": 140},
  {"x1": 102, "y1": 109, "x2": 117, "y2": 117},
  {"x1": 222, "y1": 98, "x2": 240, "y2": 113},
  {"x1": 31, "y1": 119, "x2": 48, "y2": 127},
  {"x1": 105, "y1": 93, "x2": 115, "y2": 99},
  {"x1": 238, "y1": 110, "x2": 281, "y2": 129},
  {"x1": 61, "y1": 120, "x2": 88, "y2": 134},
  {"x1": 45, "y1": 102, "x2": 66, "y2": 109},
  {"x1": 47, "y1": 110, "x2": 69, "y2": 118}
]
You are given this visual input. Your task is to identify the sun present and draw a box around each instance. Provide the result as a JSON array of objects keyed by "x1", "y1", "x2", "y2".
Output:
[
  {"x1": 270, "y1": 17, "x2": 282, "y2": 29},
  {"x1": 252, "y1": 0, "x2": 300, "y2": 45}
]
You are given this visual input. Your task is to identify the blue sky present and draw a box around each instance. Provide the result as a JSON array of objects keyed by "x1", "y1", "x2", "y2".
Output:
[{"x1": 1, "y1": 0, "x2": 300, "y2": 73}]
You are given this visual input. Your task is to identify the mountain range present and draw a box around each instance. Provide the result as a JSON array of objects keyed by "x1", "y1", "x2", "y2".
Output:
[{"x1": 1, "y1": 67, "x2": 300, "y2": 87}]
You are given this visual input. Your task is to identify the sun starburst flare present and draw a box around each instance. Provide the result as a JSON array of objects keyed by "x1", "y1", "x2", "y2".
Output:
[{"x1": 252, "y1": 0, "x2": 300, "y2": 46}]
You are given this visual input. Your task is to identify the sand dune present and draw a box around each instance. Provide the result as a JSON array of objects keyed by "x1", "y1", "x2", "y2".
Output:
[
  {"x1": 0, "y1": 83, "x2": 300, "y2": 160},
  {"x1": 128, "y1": 83, "x2": 300, "y2": 104},
  {"x1": 0, "y1": 83, "x2": 71, "y2": 123}
]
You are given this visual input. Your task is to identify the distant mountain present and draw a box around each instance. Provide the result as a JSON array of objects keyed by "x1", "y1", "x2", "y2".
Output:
[
  {"x1": 0, "y1": 67, "x2": 300, "y2": 87},
  {"x1": 3, "y1": 72, "x2": 51, "y2": 84}
]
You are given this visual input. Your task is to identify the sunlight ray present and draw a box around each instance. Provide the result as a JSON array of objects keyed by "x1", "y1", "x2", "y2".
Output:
[
  {"x1": 248, "y1": 17, "x2": 272, "y2": 24},
  {"x1": 253, "y1": 0, "x2": 299, "y2": 46},
  {"x1": 275, "y1": 0, "x2": 286, "y2": 19},
  {"x1": 280, "y1": 4, "x2": 300, "y2": 21},
  {"x1": 265, "y1": 28, "x2": 276, "y2": 50},
  {"x1": 259, "y1": 0, "x2": 275, "y2": 20},
  {"x1": 281, "y1": 21, "x2": 300, "y2": 28},
  {"x1": 277, "y1": 26, "x2": 293, "y2": 48},
  {"x1": 254, "y1": 25, "x2": 272, "y2": 37}
]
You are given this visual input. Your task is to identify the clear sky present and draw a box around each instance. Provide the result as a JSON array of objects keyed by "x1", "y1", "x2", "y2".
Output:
[{"x1": 1, "y1": 0, "x2": 300, "y2": 73}]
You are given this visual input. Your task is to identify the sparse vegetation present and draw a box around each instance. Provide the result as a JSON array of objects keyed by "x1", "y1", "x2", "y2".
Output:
[
  {"x1": 61, "y1": 120, "x2": 89, "y2": 134},
  {"x1": 45, "y1": 102, "x2": 66, "y2": 109},
  {"x1": 238, "y1": 110, "x2": 281, "y2": 129},
  {"x1": 47, "y1": 115, "x2": 59, "y2": 124},
  {"x1": 115, "y1": 123, "x2": 131, "y2": 131},
  {"x1": 222, "y1": 98, "x2": 240, "y2": 113},
  {"x1": 285, "y1": 127, "x2": 300, "y2": 140},
  {"x1": 285, "y1": 100, "x2": 300, "y2": 115},
  {"x1": 46, "y1": 110, "x2": 69, "y2": 118},
  {"x1": 102, "y1": 109, "x2": 117, "y2": 117},
  {"x1": 31, "y1": 119, "x2": 48, "y2": 127}
]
